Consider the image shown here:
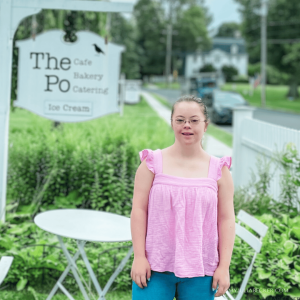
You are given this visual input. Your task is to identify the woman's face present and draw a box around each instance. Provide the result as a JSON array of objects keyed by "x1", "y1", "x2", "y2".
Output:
[{"x1": 171, "y1": 101, "x2": 208, "y2": 145}]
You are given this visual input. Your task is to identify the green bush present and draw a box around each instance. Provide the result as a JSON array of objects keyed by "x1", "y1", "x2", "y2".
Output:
[
  {"x1": 232, "y1": 143, "x2": 300, "y2": 299},
  {"x1": 2, "y1": 98, "x2": 175, "y2": 294},
  {"x1": 221, "y1": 65, "x2": 238, "y2": 82},
  {"x1": 8, "y1": 133, "x2": 137, "y2": 216},
  {"x1": 229, "y1": 213, "x2": 300, "y2": 299},
  {"x1": 248, "y1": 63, "x2": 290, "y2": 85},
  {"x1": 199, "y1": 63, "x2": 216, "y2": 72},
  {"x1": 232, "y1": 75, "x2": 249, "y2": 83}
]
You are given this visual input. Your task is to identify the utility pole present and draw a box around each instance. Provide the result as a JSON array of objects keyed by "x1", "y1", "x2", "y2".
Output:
[
  {"x1": 165, "y1": 0, "x2": 173, "y2": 88},
  {"x1": 260, "y1": 0, "x2": 268, "y2": 108}
]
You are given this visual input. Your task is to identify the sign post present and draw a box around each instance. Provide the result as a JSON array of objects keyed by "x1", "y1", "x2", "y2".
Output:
[
  {"x1": 119, "y1": 73, "x2": 126, "y2": 117},
  {"x1": 0, "y1": 0, "x2": 133, "y2": 222}
]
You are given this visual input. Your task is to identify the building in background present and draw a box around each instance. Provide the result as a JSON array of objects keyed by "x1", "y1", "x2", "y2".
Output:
[{"x1": 185, "y1": 37, "x2": 248, "y2": 79}]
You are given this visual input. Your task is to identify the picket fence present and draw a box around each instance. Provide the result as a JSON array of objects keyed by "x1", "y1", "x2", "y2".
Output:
[{"x1": 232, "y1": 107, "x2": 300, "y2": 211}]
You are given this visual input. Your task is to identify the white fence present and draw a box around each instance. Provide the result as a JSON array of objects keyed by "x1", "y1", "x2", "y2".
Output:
[{"x1": 232, "y1": 107, "x2": 300, "y2": 210}]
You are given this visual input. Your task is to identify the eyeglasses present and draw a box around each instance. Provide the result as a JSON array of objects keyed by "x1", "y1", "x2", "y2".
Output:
[{"x1": 173, "y1": 118, "x2": 206, "y2": 125}]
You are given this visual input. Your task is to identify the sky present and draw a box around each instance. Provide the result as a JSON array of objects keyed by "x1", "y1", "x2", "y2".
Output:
[
  {"x1": 204, "y1": 0, "x2": 242, "y2": 35},
  {"x1": 113, "y1": 0, "x2": 242, "y2": 35}
]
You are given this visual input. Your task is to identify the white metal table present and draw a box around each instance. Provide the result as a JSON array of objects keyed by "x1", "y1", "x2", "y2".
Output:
[{"x1": 34, "y1": 209, "x2": 133, "y2": 300}]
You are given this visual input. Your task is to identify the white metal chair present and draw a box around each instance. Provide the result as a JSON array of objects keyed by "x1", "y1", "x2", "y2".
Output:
[
  {"x1": 0, "y1": 256, "x2": 14, "y2": 286},
  {"x1": 215, "y1": 210, "x2": 268, "y2": 300}
]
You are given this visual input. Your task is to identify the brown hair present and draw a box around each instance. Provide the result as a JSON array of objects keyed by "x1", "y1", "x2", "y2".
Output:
[{"x1": 171, "y1": 95, "x2": 210, "y2": 123}]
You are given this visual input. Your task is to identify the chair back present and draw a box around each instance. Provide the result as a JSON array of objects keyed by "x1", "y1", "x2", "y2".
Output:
[
  {"x1": 0, "y1": 256, "x2": 14, "y2": 286},
  {"x1": 222, "y1": 210, "x2": 268, "y2": 300}
]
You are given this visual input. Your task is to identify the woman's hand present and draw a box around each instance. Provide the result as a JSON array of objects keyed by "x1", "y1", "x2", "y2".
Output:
[
  {"x1": 212, "y1": 266, "x2": 230, "y2": 297},
  {"x1": 131, "y1": 257, "x2": 152, "y2": 289}
]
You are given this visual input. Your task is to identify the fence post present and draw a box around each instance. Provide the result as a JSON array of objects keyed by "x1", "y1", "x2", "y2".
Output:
[{"x1": 232, "y1": 106, "x2": 256, "y2": 189}]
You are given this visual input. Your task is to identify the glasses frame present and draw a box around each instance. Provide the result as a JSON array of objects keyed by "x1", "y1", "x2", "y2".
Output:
[{"x1": 172, "y1": 118, "x2": 207, "y2": 126}]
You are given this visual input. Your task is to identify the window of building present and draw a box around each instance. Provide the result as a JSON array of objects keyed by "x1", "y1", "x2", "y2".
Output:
[{"x1": 231, "y1": 44, "x2": 238, "y2": 54}]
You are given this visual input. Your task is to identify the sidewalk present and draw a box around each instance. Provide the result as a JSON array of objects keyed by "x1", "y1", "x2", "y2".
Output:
[{"x1": 141, "y1": 91, "x2": 233, "y2": 158}]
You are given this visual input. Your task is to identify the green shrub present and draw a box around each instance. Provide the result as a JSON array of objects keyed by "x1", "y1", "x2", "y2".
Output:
[
  {"x1": 232, "y1": 143, "x2": 300, "y2": 299},
  {"x1": 232, "y1": 75, "x2": 249, "y2": 83},
  {"x1": 199, "y1": 63, "x2": 216, "y2": 72},
  {"x1": 221, "y1": 65, "x2": 238, "y2": 82},
  {"x1": 248, "y1": 63, "x2": 290, "y2": 85},
  {"x1": 2, "y1": 98, "x2": 174, "y2": 293}
]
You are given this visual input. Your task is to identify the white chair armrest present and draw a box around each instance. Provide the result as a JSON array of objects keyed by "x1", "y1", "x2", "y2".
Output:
[{"x1": 0, "y1": 256, "x2": 14, "y2": 285}]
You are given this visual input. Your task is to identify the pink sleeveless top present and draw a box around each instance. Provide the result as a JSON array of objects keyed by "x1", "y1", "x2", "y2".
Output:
[{"x1": 139, "y1": 148, "x2": 232, "y2": 278}]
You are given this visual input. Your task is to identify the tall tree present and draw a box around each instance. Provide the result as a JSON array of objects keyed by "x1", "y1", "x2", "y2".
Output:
[
  {"x1": 235, "y1": 0, "x2": 300, "y2": 98},
  {"x1": 215, "y1": 22, "x2": 241, "y2": 37},
  {"x1": 173, "y1": 5, "x2": 211, "y2": 53},
  {"x1": 110, "y1": 13, "x2": 141, "y2": 79},
  {"x1": 134, "y1": 0, "x2": 166, "y2": 76},
  {"x1": 167, "y1": 1, "x2": 212, "y2": 75}
]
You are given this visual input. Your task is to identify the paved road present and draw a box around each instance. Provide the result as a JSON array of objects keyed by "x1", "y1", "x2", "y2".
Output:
[{"x1": 145, "y1": 88, "x2": 300, "y2": 134}]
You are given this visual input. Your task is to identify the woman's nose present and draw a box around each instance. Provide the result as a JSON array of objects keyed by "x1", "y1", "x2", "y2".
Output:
[{"x1": 184, "y1": 121, "x2": 191, "y2": 128}]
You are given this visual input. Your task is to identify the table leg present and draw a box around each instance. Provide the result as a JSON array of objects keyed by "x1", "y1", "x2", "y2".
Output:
[
  {"x1": 46, "y1": 244, "x2": 83, "y2": 300},
  {"x1": 57, "y1": 236, "x2": 90, "y2": 300},
  {"x1": 97, "y1": 245, "x2": 133, "y2": 300},
  {"x1": 77, "y1": 240, "x2": 103, "y2": 296}
]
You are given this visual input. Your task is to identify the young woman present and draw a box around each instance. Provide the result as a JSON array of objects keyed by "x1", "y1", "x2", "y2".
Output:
[{"x1": 130, "y1": 95, "x2": 235, "y2": 299}]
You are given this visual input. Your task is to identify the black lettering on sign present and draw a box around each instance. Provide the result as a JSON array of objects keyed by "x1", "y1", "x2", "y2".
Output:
[
  {"x1": 59, "y1": 80, "x2": 70, "y2": 93},
  {"x1": 60, "y1": 58, "x2": 71, "y2": 71},
  {"x1": 46, "y1": 53, "x2": 59, "y2": 70},
  {"x1": 63, "y1": 104, "x2": 90, "y2": 112},
  {"x1": 45, "y1": 75, "x2": 59, "y2": 92},
  {"x1": 48, "y1": 104, "x2": 60, "y2": 111},
  {"x1": 30, "y1": 52, "x2": 45, "y2": 69}
]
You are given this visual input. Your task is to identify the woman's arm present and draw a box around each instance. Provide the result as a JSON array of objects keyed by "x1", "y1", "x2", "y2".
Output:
[
  {"x1": 130, "y1": 159, "x2": 155, "y2": 258},
  {"x1": 213, "y1": 165, "x2": 235, "y2": 297},
  {"x1": 218, "y1": 165, "x2": 235, "y2": 268}
]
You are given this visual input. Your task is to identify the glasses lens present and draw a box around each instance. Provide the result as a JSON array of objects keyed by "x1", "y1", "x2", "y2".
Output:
[
  {"x1": 175, "y1": 119, "x2": 183, "y2": 124},
  {"x1": 191, "y1": 119, "x2": 200, "y2": 125},
  {"x1": 175, "y1": 119, "x2": 200, "y2": 125}
]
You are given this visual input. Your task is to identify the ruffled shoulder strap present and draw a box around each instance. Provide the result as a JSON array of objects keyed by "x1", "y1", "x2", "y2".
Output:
[
  {"x1": 139, "y1": 149, "x2": 155, "y2": 174},
  {"x1": 216, "y1": 156, "x2": 232, "y2": 181}
]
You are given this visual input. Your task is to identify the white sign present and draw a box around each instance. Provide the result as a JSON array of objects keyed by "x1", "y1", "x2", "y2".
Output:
[
  {"x1": 125, "y1": 80, "x2": 142, "y2": 104},
  {"x1": 15, "y1": 30, "x2": 125, "y2": 122}
]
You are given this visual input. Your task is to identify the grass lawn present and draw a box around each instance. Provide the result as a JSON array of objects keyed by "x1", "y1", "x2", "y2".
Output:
[
  {"x1": 206, "y1": 124, "x2": 233, "y2": 148},
  {"x1": 151, "y1": 92, "x2": 173, "y2": 109},
  {"x1": 222, "y1": 83, "x2": 300, "y2": 114},
  {"x1": 151, "y1": 93, "x2": 233, "y2": 148},
  {"x1": 154, "y1": 82, "x2": 181, "y2": 90},
  {"x1": 9, "y1": 96, "x2": 175, "y2": 151}
]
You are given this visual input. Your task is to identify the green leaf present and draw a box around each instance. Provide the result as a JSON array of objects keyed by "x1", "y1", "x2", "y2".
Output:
[
  {"x1": 277, "y1": 259, "x2": 290, "y2": 270},
  {"x1": 259, "y1": 287, "x2": 276, "y2": 299},
  {"x1": 16, "y1": 278, "x2": 28, "y2": 291},
  {"x1": 256, "y1": 267, "x2": 272, "y2": 279},
  {"x1": 285, "y1": 287, "x2": 300, "y2": 297},
  {"x1": 0, "y1": 236, "x2": 14, "y2": 250},
  {"x1": 283, "y1": 240, "x2": 295, "y2": 255},
  {"x1": 7, "y1": 223, "x2": 33, "y2": 235},
  {"x1": 286, "y1": 269, "x2": 300, "y2": 284},
  {"x1": 291, "y1": 227, "x2": 300, "y2": 240},
  {"x1": 282, "y1": 255, "x2": 294, "y2": 265},
  {"x1": 295, "y1": 260, "x2": 300, "y2": 272}
]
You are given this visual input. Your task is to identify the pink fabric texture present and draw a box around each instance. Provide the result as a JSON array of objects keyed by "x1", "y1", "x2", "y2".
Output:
[{"x1": 138, "y1": 149, "x2": 232, "y2": 278}]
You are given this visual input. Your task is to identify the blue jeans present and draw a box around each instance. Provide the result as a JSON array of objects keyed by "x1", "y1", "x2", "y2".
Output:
[{"x1": 132, "y1": 271, "x2": 217, "y2": 300}]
